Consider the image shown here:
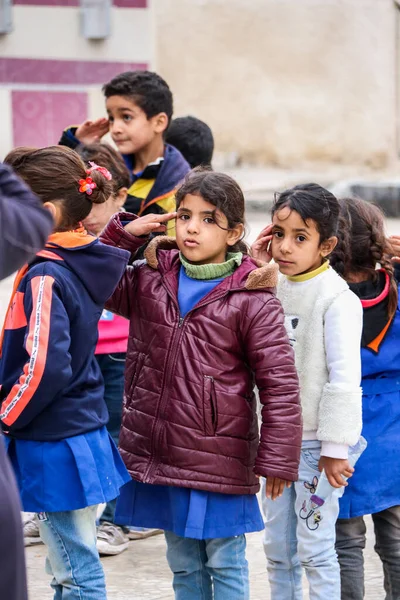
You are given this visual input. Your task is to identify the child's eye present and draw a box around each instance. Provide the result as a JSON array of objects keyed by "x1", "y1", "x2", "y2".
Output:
[
  {"x1": 204, "y1": 217, "x2": 215, "y2": 224},
  {"x1": 178, "y1": 214, "x2": 190, "y2": 221},
  {"x1": 296, "y1": 235, "x2": 306, "y2": 242},
  {"x1": 273, "y1": 231, "x2": 283, "y2": 238},
  {"x1": 108, "y1": 116, "x2": 114, "y2": 124},
  {"x1": 123, "y1": 114, "x2": 133, "y2": 122}
]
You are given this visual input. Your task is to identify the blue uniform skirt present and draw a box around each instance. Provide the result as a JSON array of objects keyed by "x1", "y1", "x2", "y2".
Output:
[
  {"x1": 4, "y1": 426, "x2": 131, "y2": 513},
  {"x1": 339, "y1": 387, "x2": 400, "y2": 518},
  {"x1": 116, "y1": 479, "x2": 264, "y2": 540}
]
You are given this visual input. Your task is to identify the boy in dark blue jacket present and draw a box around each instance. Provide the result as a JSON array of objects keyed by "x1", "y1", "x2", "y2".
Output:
[{"x1": 59, "y1": 70, "x2": 190, "y2": 236}]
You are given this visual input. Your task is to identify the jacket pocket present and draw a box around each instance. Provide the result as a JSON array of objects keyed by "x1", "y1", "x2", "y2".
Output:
[
  {"x1": 126, "y1": 352, "x2": 145, "y2": 409},
  {"x1": 203, "y1": 376, "x2": 218, "y2": 436}
]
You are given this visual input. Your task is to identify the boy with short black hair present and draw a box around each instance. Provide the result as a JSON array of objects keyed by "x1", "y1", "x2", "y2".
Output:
[
  {"x1": 59, "y1": 70, "x2": 190, "y2": 234},
  {"x1": 166, "y1": 115, "x2": 214, "y2": 168}
]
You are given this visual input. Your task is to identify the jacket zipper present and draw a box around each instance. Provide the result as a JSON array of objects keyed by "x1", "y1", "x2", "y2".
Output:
[{"x1": 142, "y1": 280, "x2": 233, "y2": 483}]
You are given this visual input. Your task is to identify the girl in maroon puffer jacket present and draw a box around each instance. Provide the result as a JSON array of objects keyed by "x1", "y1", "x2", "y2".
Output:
[{"x1": 100, "y1": 168, "x2": 302, "y2": 600}]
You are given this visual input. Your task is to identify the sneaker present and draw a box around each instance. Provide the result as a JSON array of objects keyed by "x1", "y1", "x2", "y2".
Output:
[
  {"x1": 24, "y1": 518, "x2": 43, "y2": 547},
  {"x1": 127, "y1": 527, "x2": 163, "y2": 540},
  {"x1": 96, "y1": 522, "x2": 129, "y2": 556}
]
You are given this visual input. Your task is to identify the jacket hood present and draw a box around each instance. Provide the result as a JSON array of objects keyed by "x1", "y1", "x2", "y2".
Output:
[
  {"x1": 36, "y1": 230, "x2": 130, "y2": 304},
  {"x1": 122, "y1": 143, "x2": 190, "y2": 200},
  {"x1": 143, "y1": 236, "x2": 278, "y2": 290}
]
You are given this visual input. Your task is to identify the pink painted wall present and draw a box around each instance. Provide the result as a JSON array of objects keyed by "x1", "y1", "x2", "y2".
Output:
[{"x1": 12, "y1": 90, "x2": 87, "y2": 147}]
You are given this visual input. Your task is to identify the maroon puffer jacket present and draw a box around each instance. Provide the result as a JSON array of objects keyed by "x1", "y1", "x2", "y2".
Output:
[{"x1": 101, "y1": 214, "x2": 302, "y2": 495}]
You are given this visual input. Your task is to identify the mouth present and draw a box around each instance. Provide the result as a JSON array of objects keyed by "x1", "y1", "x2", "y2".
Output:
[
  {"x1": 184, "y1": 239, "x2": 199, "y2": 248},
  {"x1": 276, "y1": 259, "x2": 294, "y2": 266}
]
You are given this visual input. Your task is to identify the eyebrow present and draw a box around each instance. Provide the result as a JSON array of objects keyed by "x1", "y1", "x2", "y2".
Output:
[
  {"x1": 177, "y1": 208, "x2": 215, "y2": 216},
  {"x1": 107, "y1": 107, "x2": 135, "y2": 114},
  {"x1": 272, "y1": 225, "x2": 309, "y2": 234}
]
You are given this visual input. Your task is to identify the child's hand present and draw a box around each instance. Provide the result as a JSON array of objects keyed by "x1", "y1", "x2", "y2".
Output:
[
  {"x1": 124, "y1": 212, "x2": 177, "y2": 237},
  {"x1": 265, "y1": 476, "x2": 292, "y2": 500},
  {"x1": 251, "y1": 224, "x2": 273, "y2": 263},
  {"x1": 75, "y1": 118, "x2": 109, "y2": 144},
  {"x1": 318, "y1": 456, "x2": 354, "y2": 488},
  {"x1": 388, "y1": 235, "x2": 400, "y2": 262}
]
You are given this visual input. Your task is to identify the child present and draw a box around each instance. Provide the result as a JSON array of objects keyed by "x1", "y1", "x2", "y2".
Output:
[
  {"x1": 99, "y1": 168, "x2": 302, "y2": 599},
  {"x1": 59, "y1": 70, "x2": 190, "y2": 234},
  {"x1": 330, "y1": 198, "x2": 400, "y2": 600},
  {"x1": 1, "y1": 146, "x2": 131, "y2": 599},
  {"x1": 251, "y1": 183, "x2": 363, "y2": 600},
  {"x1": 80, "y1": 142, "x2": 158, "y2": 553},
  {"x1": 166, "y1": 115, "x2": 214, "y2": 168}
]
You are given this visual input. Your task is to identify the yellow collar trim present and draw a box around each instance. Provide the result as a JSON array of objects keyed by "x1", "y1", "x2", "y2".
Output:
[{"x1": 287, "y1": 260, "x2": 329, "y2": 282}]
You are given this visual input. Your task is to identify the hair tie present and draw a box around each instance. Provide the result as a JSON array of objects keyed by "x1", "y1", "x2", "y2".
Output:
[
  {"x1": 87, "y1": 161, "x2": 112, "y2": 181},
  {"x1": 79, "y1": 176, "x2": 97, "y2": 195}
]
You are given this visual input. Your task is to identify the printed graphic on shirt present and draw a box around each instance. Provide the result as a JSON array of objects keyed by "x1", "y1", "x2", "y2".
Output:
[{"x1": 284, "y1": 315, "x2": 299, "y2": 348}]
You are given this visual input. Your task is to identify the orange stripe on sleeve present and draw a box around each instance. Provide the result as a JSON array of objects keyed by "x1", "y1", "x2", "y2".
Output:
[{"x1": 0, "y1": 275, "x2": 54, "y2": 426}]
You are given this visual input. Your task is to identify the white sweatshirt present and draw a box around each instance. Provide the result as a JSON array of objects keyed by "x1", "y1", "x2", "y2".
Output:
[{"x1": 277, "y1": 262, "x2": 363, "y2": 459}]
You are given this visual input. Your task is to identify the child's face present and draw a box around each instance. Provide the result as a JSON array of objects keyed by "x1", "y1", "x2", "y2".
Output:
[
  {"x1": 83, "y1": 189, "x2": 126, "y2": 236},
  {"x1": 176, "y1": 194, "x2": 243, "y2": 265},
  {"x1": 271, "y1": 207, "x2": 336, "y2": 276},
  {"x1": 106, "y1": 95, "x2": 164, "y2": 156}
]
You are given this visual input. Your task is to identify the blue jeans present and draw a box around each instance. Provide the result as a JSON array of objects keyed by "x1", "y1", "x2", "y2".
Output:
[
  {"x1": 336, "y1": 506, "x2": 400, "y2": 599},
  {"x1": 164, "y1": 531, "x2": 249, "y2": 599},
  {"x1": 262, "y1": 440, "x2": 343, "y2": 600},
  {"x1": 96, "y1": 352, "x2": 125, "y2": 527},
  {"x1": 37, "y1": 505, "x2": 106, "y2": 600}
]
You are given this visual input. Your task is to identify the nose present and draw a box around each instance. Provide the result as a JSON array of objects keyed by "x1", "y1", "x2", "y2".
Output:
[
  {"x1": 110, "y1": 119, "x2": 123, "y2": 134},
  {"x1": 187, "y1": 218, "x2": 200, "y2": 234},
  {"x1": 280, "y1": 238, "x2": 292, "y2": 254}
]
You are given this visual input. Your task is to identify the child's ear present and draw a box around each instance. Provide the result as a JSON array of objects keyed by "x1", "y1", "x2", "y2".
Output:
[
  {"x1": 114, "y1": 187, "x2": 128, "y2": 208},
  {"x1": 227, "y1": 223, "x2": 245, "y2": 248},
  {"x1": 320, "y1": 236, "x2": 338, "y2": 258},
  {"x1": 153, "y1": 112, "x2": 169, "y2": 134}
]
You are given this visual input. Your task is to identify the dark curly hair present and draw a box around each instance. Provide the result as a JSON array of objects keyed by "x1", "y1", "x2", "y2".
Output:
[
  {"x1": 330, "y1": 197, "x2": 398, "y2": 317},
  {"x1": 103, "y1": 70, "x2": 173, "y2": 125}
]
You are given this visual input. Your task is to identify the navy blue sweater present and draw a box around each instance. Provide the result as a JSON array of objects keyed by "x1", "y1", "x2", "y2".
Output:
[{"x1": 0, "y1": 234, "x2": 129, "y2": 441}]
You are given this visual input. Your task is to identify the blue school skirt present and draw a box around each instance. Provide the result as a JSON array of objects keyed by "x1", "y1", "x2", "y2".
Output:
[
  {"x1": 4, "y1": 426, "x2": 131, "y2": 513},
  {"x1": 339, "y1": 379, "x2": 400, "y2": 518},
  {"x1": 116, "y1": 479, "x2": 264, "y2": 540}
]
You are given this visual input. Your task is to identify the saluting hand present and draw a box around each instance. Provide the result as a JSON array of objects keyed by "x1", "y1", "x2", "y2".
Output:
[{"x1": 124, "y1": 212, "x2": 177, "y2": 237}]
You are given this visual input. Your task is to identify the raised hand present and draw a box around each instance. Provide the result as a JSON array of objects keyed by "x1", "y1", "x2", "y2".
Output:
[
  {"x1": 251, "y1": 224, "x2": 273, "y2": 263},
  {"x1": 389, "y1": 235, "x2": 400, "y2": 263},
  {"x1": 75, "y1": 118, "x2": 110, "y2": 144},
  {"x1": 124, "y1": 212, "x2": 177, "y2": 237}
]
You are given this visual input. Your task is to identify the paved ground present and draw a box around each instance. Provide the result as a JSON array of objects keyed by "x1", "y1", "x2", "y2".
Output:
[{"x1": 26, "y1": 517, "x2": 384, "y2": 599}]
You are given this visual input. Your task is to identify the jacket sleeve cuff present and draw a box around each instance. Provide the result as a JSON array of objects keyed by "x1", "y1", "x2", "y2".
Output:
[
  {"x1": 59, "y1": 126, "x2": 80, "y2": 149},
  {"x1": 320, "y1": 441, "x2": 349, "y2": 459},
  {"x1": 317, "y1": 383, "x2": 362, "y2": 446},
  {"x1": 100, "y1": 212, "x2": 148, "y2": 259}
]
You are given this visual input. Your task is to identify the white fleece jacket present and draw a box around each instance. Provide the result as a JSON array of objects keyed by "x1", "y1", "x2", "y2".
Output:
[{"x1": 277, "y1": 264, "x2": 363, "y2": 458}]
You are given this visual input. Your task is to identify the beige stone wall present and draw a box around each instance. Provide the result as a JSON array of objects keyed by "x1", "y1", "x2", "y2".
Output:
[{"x1": 154, "y1": 0, "x2": 398, "y2": 167}]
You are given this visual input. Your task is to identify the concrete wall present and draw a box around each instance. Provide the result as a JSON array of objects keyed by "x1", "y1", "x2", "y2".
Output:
[
  {"x1": 154, "y1": 0, "x2": 398, "y2": 167},
  {"x1": 0, "y1": 1, "x2": 152, "y2": 158}
]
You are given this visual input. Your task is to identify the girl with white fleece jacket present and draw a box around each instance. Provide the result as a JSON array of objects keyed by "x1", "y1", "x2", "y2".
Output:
[{"x1": 252, "y1": 183, "x2": 363, "y2": 600}]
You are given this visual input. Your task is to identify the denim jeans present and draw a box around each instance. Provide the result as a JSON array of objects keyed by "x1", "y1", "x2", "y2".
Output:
[
  {"x1": 164, "y1": 531, "x2": 249, "y2": 599},
  {"x1": 96, "y1": 352, "x2": 125, "y2": 527},
  {"x1": 37, "y1": 505, "x2": 106, "y2": 600},
  {"x1": 336, "y1": 506, "x2": 400, "y2": 600},
  {"x1": 262, "y1": 440, "x2": 343, "y2": 600}
]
